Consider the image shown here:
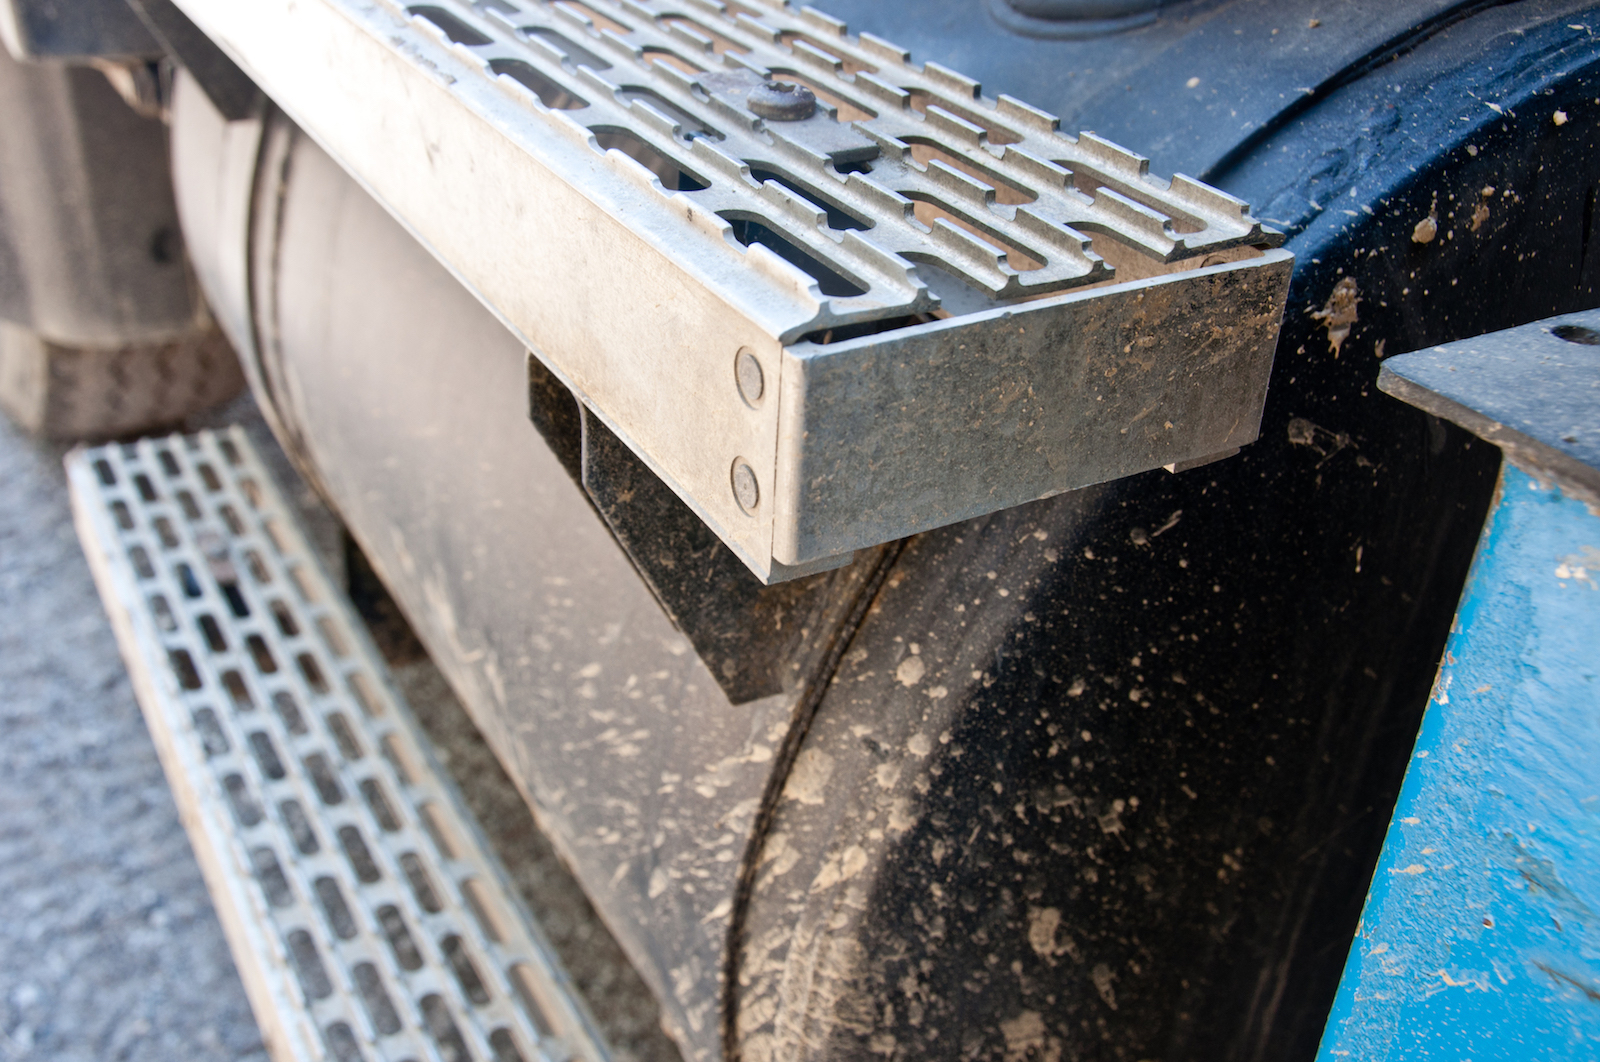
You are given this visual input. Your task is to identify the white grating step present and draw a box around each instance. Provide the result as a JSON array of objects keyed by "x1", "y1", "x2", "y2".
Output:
[{"x1": 66, "y1": 428, "x2": 612, "y2": 1062}]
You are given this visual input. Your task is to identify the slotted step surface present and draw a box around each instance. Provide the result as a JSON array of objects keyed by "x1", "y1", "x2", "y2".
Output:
[
  {"x1": 173, "y1": 0, "x2": 1292, "y2": 582},
  {"x1": 67, "y1": 428, "x2": 612, "y2": 1062}
]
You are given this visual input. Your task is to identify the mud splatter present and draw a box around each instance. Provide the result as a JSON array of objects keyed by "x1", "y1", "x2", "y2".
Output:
[{"x1": 1311, "y1": 277, "x2": 1361, "y2": 357}]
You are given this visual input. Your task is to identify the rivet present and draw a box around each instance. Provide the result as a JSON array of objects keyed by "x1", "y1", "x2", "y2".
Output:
[
  {"x1": 731, "y1": 460, "x2": 760, "y2": 513},
  {"x1": 735, "y1": 348, "x2": 765, "y2": 406},
  {"x1": 746, "y1": 80, "x2": 817, "y2": 122}
]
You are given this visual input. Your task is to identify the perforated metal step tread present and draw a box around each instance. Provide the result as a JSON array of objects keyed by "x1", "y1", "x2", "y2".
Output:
[
  {"x1": 67, "y1": 428, "x2": 611, "y2": 1062},
  {"x1": 174, "y1": 0, "x2": 1292, "y2": 582}
]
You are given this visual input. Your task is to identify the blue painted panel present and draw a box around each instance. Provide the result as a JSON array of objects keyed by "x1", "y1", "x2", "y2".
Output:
[{"x1": 1317, "y1": 463, "x2": 1600, "y2": 1061}]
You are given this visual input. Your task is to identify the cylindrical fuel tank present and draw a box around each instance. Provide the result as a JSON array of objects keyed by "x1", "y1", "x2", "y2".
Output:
[{"x1": 169, "y1": 1, "x2": 1600, "y2": 1060}]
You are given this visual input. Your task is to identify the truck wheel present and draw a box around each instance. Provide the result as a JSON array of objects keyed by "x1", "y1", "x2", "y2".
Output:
[{"x1": 0, "y1": 319, "x2": 245, "y2": 441}]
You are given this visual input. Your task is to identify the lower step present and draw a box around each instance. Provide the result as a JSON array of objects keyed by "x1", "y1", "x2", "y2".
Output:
[{"x1": 67, "y1": 428, "x2": 611, "y2": 1062}]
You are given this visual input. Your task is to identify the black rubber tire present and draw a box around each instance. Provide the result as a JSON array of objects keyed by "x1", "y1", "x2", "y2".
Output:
[{"x1": 0, "y1": 319, "x2": 246, "y2": 441}]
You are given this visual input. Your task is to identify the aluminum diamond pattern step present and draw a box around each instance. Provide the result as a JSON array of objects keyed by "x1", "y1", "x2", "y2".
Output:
[
  {"x1": 67, "y1": 428, "x2": 612, "y2": 1062},
  {"x1": 174, "y1": 0, "x2": 1292, "y2": 581}
]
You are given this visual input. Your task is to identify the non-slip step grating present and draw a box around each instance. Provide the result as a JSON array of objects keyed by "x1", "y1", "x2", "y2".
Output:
[
  {"x1": 174, "y1": 0, "x2": 1292, "y2": 582},
  {"x1": 67, "y1": 428, "x2": 611, "y2": 1062}
]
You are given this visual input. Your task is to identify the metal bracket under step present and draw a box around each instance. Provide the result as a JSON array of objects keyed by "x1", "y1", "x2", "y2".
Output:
[
  {"x1": 173, "y1": 0, "x2": 1291, "y2": 580},
  {"x1": 67, "y1": 428, "x2": 612, "y2": 1062}
]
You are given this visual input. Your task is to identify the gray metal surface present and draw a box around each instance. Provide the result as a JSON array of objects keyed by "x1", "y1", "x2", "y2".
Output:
[
  {"x1": 68, "y1": 428, "x2": 614, "y2": 1062},
  {"x1": 1379, "y1": 308, "x2": 1600, "y2": 508},
  {"x1": 168, "y1": 0, "x2": 1290, "y2": 581}
]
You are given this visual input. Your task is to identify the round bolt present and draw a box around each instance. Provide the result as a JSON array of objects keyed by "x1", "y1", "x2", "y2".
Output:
[
  {"x1": 747, "y1": 80, "x2": 817, "y2": 122},
  {"x1": 731, "y1": 460, "x2": 761, "y2": 513},
  {"x1": 735, "y1": 348, "x2": 765, "y2": 406}
]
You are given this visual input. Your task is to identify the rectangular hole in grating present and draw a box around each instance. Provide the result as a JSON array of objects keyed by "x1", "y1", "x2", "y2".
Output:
[
  {"x1": 286, "y1": 929, "x2": 334, "y2": 1001},
  {"x1": 380, "y1": 735, "x2": 415, "y2": 786},
  {"x1": 508, "y1": 964, "x2": 560, "y2": 1039},
  {"x1": 399, "y1": 853, "x2": 443, "y2": 913},
  {"x1": 223, "y1": 773, "x2": 263, "y2": 827},
  {"x1": 221, "y1": 581, "x2": 250, "y2": 619},
  {"x1": 134, "y1": 472, "x2": 158, "y2": 502},
  {"x1": 408, "y1": 4, "x2": 492, "y2": 45},
  {"x1": 153, "y1": 516, "x2": 179, "y2": 549},
  {"x1": 280, "y1": 799, "x2": 320, "y2": 854},
  {"x1": 352, "y1": 962, "x2": 403, "y2": 1037},
  {"x1": 360, "y1": 778, "x2": 401, "y2": 832},
  {"x1": 325, "y1": 712, "x2": 363, "y2": 760},
  {"x1": 338, "y1": 824, "x2": 381, "y2": 883},
  {"x1": 245, "y1": 634, "x2": 277, "y2": 674},
  {"x1": 157, "y1": 450, "x2": 180, "y2": 477},
  {"x1": 197, "y1": 613, "x2": 228, "y2": 652},
  {"x1": 304, "y1": 753, "x2": 345, "y2": 805},
  {"x1": 460, "y1": 878, "x2": 505, "y2": 944},
  {"x1": 313, "y1": 876, "x2": 359, "y2": 940},
  {"x1": 908, "y1": 196, "x2": 1045, "y2": 271},
  {"x1": 288, "y1": 565, "x2": 318, "y2": 602},
  {"x1": 555, "y1": 0, "x2": 632, "y2": 34},
  {"x1": 297, "y1": 653, "x2": 329, "y2": 694},
  {"x1": 174, "y1": 561, "x2": 202, "y2": 597},
  {"x1": 522, "y1": 25, "x2": 612, "y2": 70},
  {"x1": 269, "y1": 599, "x2": 298, "y2": 637},
  {"x1": 747, "y1": 163, "x2": 872, "y2": 230},
  {"x1": 198, "y1": 462, "x2": 223, "y2": 493},
  {"x1": 93, "y1": 458, "x2": 116, "y2": 485},
  {"x1": 490, "y1": 58, "x2": 590, "y2": 110},
  {"x1": 419, "y1": 803, "x2": 458, "y2": 860},
  {"x1": 218, "y1": 437, "x2": 241, "y2": 465},
  {"x1": 176, "y1": 489, "x2": 202, "y2": 521},
  {"x1": 322, "y1": 1021, "x2": 364, "y2": 1062},
  {"x1": 420, "y1": 993, "x2": 473, "y2": 1062},
  {"x1": 238, "y1": 476, "x2": 260, "y2": 508},
  {"x1": 150, "y1": 594, "x2": 177, "y2": 632},
  {"x1": 250, "y1": 846, "x2": 295, "y2": 908},
  {"x1": 376, "y1": 905, "x2": 424, "y2": 970},
  {"x1": 273, "y1": 690, "x2": 308, "y2": 735},
  {"x1": 721, "y1": 214, "x2": 866, "y2": 295},
  {"x1": 908, "y1": 139, "x2": 1030, "y2": 203},
  {"x1": 348, "y1": 672, "x2": 382, "y2": 717},
  {"x1": 619, "y1": 88, "x2": 724, "y2": 140},
  {"x1": 111, "y1": 500, "x2": 134, "y2": 530},
  {"x1": 129, "y1": 545, "x2": 155, "y2": 579},
  {"x1": 222, "y1": 669, "x2": 254, "y2": 709},
  {"x1": 317, "y1": 616, "x2": 349, "y2": 659},
  {"x1": 248, "y1": 731, "x2": 287, "y2": 780},
  {"x1": 442, "y1": 934, "x2": 491, "y2": 1005},
  {"x1": 192, "y1": 707, "x2": 229, "y2": 756},
  {"x1": 169, "y1": 648, "x2": 203, "y2": 690},
  {"x1": 244, "y1": 549, "x2": 272, "y2": 584},
  {"x1": 660, "y1": 14, "x2": 743, "y2": 54},
  {"x1": 489, "y1": 1027, "x2": 527, "y2": 1062},
  {"x1": 219, "y1": 503, "x2": 245, "y2": 536}
]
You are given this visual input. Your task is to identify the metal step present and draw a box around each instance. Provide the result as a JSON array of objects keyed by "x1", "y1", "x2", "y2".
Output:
[
  {"x1": 172, "y1": 0, "x2": 1292, "y2": 583},
  {"x1": 67, "y1": 428, "x2": 612, "y2": 1062}
]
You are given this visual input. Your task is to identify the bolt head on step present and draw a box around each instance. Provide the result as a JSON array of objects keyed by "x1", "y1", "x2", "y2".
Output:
[
  {"x1": 732, "y1": 460, "x2": 760, "y2": 513},
  {"x1": 735, "y1": 348, "x2": 765, "y2": 406},
  {"x1": 747, "y1": 81, "x2": 817, "y2": 121}
]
